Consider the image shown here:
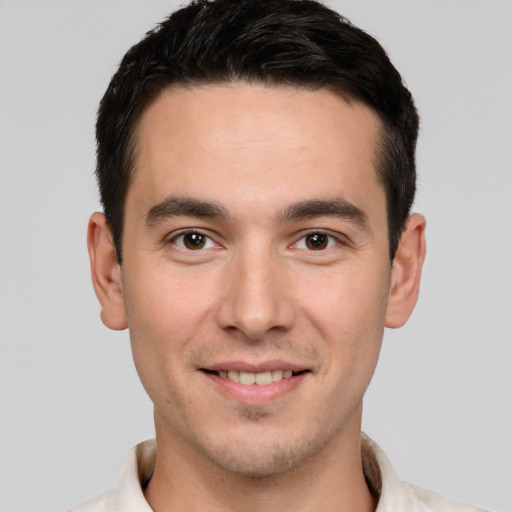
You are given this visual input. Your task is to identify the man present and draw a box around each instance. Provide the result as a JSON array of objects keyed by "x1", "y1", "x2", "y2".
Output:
[{"x1": 77, "y1": 0, "x2": 485, "y2": 510}]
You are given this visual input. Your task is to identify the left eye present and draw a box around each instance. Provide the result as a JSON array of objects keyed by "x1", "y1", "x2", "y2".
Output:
[
  {"x1": 172, "y1": 232, "x2": 217, "y2": 250},
  {"x1": 294, "y1": 232, "x2": 337, "y2": 251}
]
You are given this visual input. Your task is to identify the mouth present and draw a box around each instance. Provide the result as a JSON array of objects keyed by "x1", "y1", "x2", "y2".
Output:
[
  {"x1": 200, "y1": 364, "x2": 310, "y2": 404},
  {"x1": 201, "y1": 369, "x2": 309, "y2": 386}
]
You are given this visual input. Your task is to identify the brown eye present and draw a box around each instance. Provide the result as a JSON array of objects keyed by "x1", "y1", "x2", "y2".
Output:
[
  {"x1": 183, "y1": 232, "x2": 206, "y2": 249},
  {"x1": 174, "y1": 232, "x2": 215, "y2": 250},
  {"x1": 305, "y1": 233, "x2": 329, "y2": 250}
]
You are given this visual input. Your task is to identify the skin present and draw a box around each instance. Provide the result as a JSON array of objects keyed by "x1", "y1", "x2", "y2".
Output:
[{"x1": 88, "y1": 84, "x2": 426, "y2": 512}]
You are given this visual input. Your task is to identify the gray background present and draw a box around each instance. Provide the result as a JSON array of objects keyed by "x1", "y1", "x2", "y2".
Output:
[{"x1": 0, "y1": 1, "x2": 511, "y2": 511}]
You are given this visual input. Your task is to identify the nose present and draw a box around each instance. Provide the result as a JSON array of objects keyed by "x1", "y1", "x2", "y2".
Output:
[{"x1": 216, "y1": 247, "x2": 295, "y2": 340}]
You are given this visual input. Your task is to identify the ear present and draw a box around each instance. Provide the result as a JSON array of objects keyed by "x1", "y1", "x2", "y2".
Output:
[
  {"x1": 87, "y1": 212, "x2": 127, "y2": 330},
  {"x1": 385, "y1": 213, "x2": 426, "y2": 328}
]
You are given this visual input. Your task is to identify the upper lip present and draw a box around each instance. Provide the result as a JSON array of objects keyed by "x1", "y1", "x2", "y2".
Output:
[{"x1": 202, "y1": 360, "x2": 309, "y2": 373}]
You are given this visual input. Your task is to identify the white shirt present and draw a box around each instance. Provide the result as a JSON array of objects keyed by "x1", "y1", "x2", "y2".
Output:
[{"x1": 69, "y1": 434, "x2": 488, "y2": 512}]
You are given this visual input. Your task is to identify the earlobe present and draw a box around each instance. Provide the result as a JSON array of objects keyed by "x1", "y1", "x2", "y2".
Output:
[
  {"x1": 385, "y1": 213, "x2": 426, "y2": 328},
  {"x1": 87, "y1": 212, "x2": 127, "y2": 330}
]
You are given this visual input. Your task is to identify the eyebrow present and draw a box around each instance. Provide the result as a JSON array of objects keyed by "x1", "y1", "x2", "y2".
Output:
[
  {"x1": 276, "y1": 197, "x2": 368, "y2": 229},
  {"x1": 145, "y1": 195, "x2": 367, "y2": 229},
  {"x1": 145, "y1": 196, "x2": 230, "y2": 226}
]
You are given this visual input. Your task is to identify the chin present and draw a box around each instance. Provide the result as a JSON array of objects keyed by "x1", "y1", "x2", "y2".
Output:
[{"x1": 197, "y1": 430, "x2": 329, "y2": 479}]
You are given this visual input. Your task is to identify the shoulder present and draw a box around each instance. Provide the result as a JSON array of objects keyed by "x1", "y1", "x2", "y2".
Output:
[
  {"x1": 66, "y1": 439, "x2": 156, "y2": 512},
  {"x1": 67, "y1": 489, "x2": 116, "y2": 512},
  {"x1": 402, "y1": 482, "x2": 490, "y2": 512},
  {"x1": 361, "y1": 434, "x2": 490, "y2": 512}
]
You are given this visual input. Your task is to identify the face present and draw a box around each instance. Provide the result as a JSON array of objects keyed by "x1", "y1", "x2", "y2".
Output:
[{"x1": 91, "y1": 84, "x2": 423, "y2": 478}]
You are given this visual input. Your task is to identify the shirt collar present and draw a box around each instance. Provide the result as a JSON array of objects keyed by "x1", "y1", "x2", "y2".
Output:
[
  {"x1": 113, "y1": 434, "x2": 401, "y2": 511},
  {"x1": 361, "y1": 433, "x2": 410, "y2": 510},
  {"x1": 115, "y1": 439, "x2": 156, "y2": 512}
]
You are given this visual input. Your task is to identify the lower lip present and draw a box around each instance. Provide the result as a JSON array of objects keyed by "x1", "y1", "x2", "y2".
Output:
[{"x1": 203, "y1": 372, "x2": 307, "y2": 405}]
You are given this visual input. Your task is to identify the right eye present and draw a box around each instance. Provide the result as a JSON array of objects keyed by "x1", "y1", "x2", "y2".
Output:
[
  {"x1": 292, "y1": 231, "x2": 339, "y2": 251},
  {"x1": 172, "y1": 231, "x2": 217, "y2": 250}
]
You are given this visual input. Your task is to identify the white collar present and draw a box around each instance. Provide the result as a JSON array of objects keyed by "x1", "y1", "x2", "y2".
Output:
[{"x1": 95, "y1": 434, "x2": 484, "y2": 512}]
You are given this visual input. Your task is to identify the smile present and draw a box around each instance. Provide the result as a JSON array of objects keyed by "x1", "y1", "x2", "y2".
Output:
[
  {"x1": 201, "y1": 366, "x2": 309, "y2": 403},
  {"x1": 215, "y1": 369, "x2": 298, "y2": 385}
]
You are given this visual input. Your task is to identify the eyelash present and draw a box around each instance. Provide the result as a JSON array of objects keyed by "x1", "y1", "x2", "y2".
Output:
[
  {"x1": 292, "y1": 231, "x2": 341, "y2": 251},
  {"x1": 170, "y1": 230, "x2": 219, "y2": 251},
  {"x1": 168, "y1": 229, "x2": 343, "y2": 252}
]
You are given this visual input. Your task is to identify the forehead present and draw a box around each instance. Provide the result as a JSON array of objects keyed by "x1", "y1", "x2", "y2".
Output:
[{"x1": 129, "y1": 84, "x2": 385, "y2": 216}]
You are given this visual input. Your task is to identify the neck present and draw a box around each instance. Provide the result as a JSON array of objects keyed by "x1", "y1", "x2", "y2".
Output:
[{"x1": 144, "y1": 408, "x2": 377, "y2": 512}]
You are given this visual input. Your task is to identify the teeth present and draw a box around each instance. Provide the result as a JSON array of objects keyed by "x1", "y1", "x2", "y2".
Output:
[
  {"x1": 239, "y1": 371, "x2": 255, "y2": 385},
  {"x1": 220, "y1": 370, "x2": 297, "y2": 385},
  {"x1": 271, "y1": 370, "x2": 283, "y2": 381},
  {"x1": 255, "y1": 371, "x2": 272, "y2": 385},
  {"x1": 227, "y1": 370, "x2": 239, "y2": 382}
]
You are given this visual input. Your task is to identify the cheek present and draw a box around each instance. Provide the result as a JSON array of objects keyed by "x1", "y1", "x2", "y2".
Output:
[
  {"x1": 121, "y1": 265, "x2": 219, "y2": 390},
  {"x1": 296, "y1": 263, "x2": 390, "y2": 362},
  {"x1": 124, "y1": 263, "x2": 218, "y2": 338}
]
